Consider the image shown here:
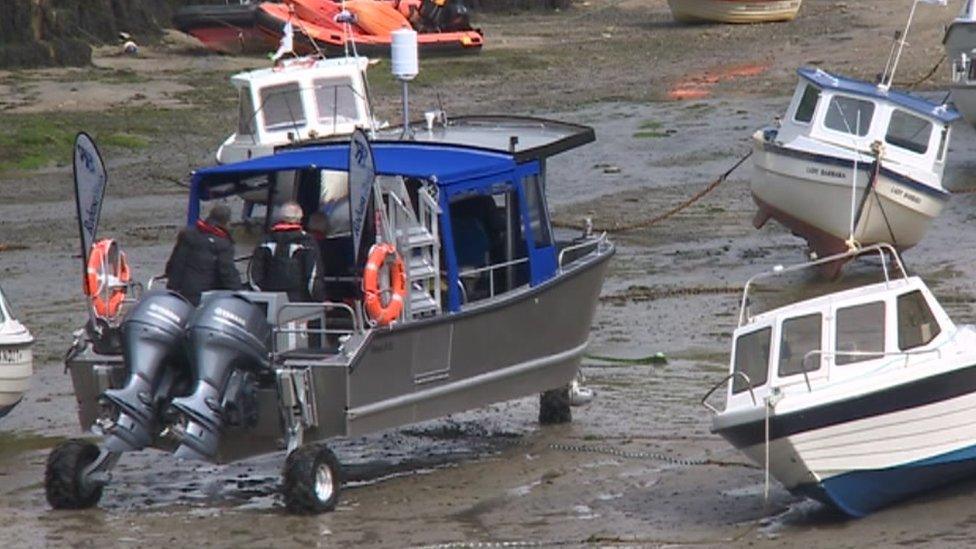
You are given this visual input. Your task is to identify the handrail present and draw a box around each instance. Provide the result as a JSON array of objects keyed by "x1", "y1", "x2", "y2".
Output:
[
  {"x1": 146, "y1": 254, "x2": 251, "y2": 291},
  {"x1": 271, "y1": 301, "x2": 362, "y2": 358},
  {"x1": 738, "y1": 243, "x2": 907, "y2": 326},
  {"x1": 701, "y1": 371, "x2": 757, "y2": 414},
  {"x1": 274, "y1": 301, "x2": 361, "y2": 333},
  {"x1": 557, "y1": 232, "x2": 608, "y2": 269},
  {"x1": 794, "y1": 345, "x2": 945, "y2": 392},
  {"x1": 458, "y1": 257, "x2": 529, "y2": 300}
]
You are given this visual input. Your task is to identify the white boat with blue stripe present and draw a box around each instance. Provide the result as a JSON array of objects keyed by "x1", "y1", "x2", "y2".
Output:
[
  {"x1": 752, "y1": 68, "x2": 959, "y2": 259},
  {"x1": 704, "y1": 244, "x2": 976, "y2": 517}
]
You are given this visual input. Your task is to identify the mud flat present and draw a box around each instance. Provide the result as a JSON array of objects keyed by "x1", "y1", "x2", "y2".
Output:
[{"x1": 3, "y1": 1, "x2": 976, "y2": 547}]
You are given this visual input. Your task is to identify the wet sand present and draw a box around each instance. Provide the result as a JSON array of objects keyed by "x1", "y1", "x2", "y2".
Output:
[{"x1": 3, "y1": 0, "x2": 976, "y2": 547}]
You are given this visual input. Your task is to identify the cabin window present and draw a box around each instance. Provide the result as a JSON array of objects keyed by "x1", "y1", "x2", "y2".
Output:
[
  {"x1": 450, "y1": 189, "x2": 529, "y2": 302},
  {"x1": 937, "y1": 125, "x2": 949, "y2": 161},
  {"x1": 793, "y1": 85, "x2": 820, "y2": 124},
  {"x1": 885, "y1": 110, "x2": 932, "y2": 154},
  {"x1": 732, "y1": 327, "x2": 771, "y2": 394},
  {"x1": 778, "y1": 313, "x2": 822, "y2": 377},
  {"x1": 898, "y1": 290, "x2": 941, "y2": 350},
  {"x1": 522, "y1": 175, "x2": 552, "y2": 248},
  {"x1": 238, "y1": 86, "x2": 256, "y2": 136},
  {"x1": 260, "y1": 82, "x2": 306, "y2": 132},
  {"x1": 824, "y1": 95, "x2": 874, "y2": 136},
  {"x1": 313, "y1": 77, "x2": 360, "y2": 125},
  {"x1": 835, "y1": 301, "x2": 885, "y2": 365}
]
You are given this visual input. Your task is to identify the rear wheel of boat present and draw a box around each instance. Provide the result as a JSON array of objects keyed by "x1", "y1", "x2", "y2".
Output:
[
  {"x1": 45, "y1": 439, "x2": 104, "y2": 509},
  {"x1": 539, "y1": 386, "x2": 572, "y2": 425},
  {"x1": 282, "y1": 443, "x2": 343, "y2": 514}
]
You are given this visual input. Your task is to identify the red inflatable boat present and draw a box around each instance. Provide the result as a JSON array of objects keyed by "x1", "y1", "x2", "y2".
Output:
[
  {"x1": 173, "y1": 3, "x2": 276, "y2": 54},
  {"x1": 256, "y1": 0, "x2": 483, "y2": 57}
]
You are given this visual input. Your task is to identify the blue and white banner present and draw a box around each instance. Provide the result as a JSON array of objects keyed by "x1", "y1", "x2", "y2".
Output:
[
  {"x1": 73, "y1": 132, "x2": 107, "y2": 270},
  {"x1": 348, "y1": 128, "x2": 375, "y2": 263}
]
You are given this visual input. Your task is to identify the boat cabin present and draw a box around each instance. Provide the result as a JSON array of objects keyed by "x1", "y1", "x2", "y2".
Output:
[
  {"x1": 774, "y1": 68, "x2": 958, "y2": 180},
  {"x1": 722, "y1": 247, "x2": 955, "y2": 411},
  {"x1": 190, "y1": 117, "x2": 599, "y2": 317},
  {"x1": 216, "y1": 56, "x2": 376, "y2": 164}
]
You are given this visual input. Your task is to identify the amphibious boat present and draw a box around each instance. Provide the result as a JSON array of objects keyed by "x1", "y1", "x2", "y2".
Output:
[
  {"x1": 945, "y1": 0, "x2": 976, "y2": 128},
  {"x1": 0, "y1": 286, "x2": 33, "y2": 419},
  {"x1": 46, "y1": 117, "x2": 613, "y2": 513},
  {"x1": 752, "y1": 67, "x2": 958, "y2": 258},
  {"x1": 704, "y1": 244, "x2": 976, "y2": 517},
  {"x1": 256, "y1": 0, "x2": 483, "y2": 57}
]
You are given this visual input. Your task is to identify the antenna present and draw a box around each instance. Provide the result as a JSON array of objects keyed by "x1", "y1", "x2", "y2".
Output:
[
  {"x1": 881, "y1": 0, "x2": 949, "y2": 91},
  {"x1": 391, "y1": 28, "x2": 419, "y2": 139}
]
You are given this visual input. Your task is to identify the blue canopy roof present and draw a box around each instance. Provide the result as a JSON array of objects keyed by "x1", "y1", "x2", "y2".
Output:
[
  {"x1": 798, "y1": 67, "x2": 961, "y2": 124},
  {"x1": 192, "y1": 141, "x2": 520, "y2": 199}
]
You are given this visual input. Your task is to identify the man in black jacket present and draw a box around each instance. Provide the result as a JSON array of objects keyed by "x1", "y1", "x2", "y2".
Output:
[
  {"x1": 250, "y1": 202, "x2": 325, "y2": 302},
  {"x1": 164, "y1": 204, "x2": 243, "y2": 305}
]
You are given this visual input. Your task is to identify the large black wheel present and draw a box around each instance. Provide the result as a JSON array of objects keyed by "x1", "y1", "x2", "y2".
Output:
[
  {"x1": 45, "y1": 439, "x2": 104, "y2": 510},
  {"x1": 282, "y1": 443, "x2": 342, "y2": 514},
  {"x1": 539, "y1": 386, "x2": 572, "y2": 425}
]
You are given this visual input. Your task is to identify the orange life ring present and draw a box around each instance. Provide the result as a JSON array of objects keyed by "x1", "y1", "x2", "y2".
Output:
[
  {"x1": 363, "y1": 243, "x2": 407, "y2": 326},
  {"x1": 84, "y1": 239, "x2": 131, "y2": 319}
]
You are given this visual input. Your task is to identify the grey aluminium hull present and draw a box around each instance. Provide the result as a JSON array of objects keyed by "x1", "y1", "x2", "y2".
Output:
[{"x1": 66, "y1": 242, "x2": 614, "y2": 463}]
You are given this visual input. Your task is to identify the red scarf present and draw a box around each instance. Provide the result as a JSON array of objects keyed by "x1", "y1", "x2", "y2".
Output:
[
  {"x1": 196, "y1": 219, "x2": 229, "y2": 239},
  {"x1": 272, "y1": 222, "x2": 303, "y2": 233}
]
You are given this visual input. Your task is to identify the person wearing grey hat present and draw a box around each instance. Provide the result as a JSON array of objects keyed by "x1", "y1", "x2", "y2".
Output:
[
  {"x1": 164, "y1": 203, "x2": 242, "y2": 305},
  {"x1": 249, "y1": 201, "x2": 325, "y2": 303}
]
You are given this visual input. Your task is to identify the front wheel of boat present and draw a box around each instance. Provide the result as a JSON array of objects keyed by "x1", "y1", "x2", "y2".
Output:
[
  {"x1": 539, "y1": 386, "x2": 572, "y2": 425},
  {"x1": 45, "y1": 439, "x2": 104, "y2": 509},
  {"x1": 282, "y1": 443, "x2": 343, "y2": 514}
]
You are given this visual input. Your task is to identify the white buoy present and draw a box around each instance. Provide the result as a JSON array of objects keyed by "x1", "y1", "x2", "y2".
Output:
[{"x1": 391, "y1": 28, "x2": 419, "y2": 138}]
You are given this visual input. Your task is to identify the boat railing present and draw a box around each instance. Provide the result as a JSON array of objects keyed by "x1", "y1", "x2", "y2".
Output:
[
  {"x1": 701, "y1": 372, "x2": 758, "y2": 414},
  {"x1": 794, "y1": 346, "x2": 945, "y2": 392},
  {"x1": 270, "y1": 301, "x2": 363, "y2": 359},
  {"x1": 557, "y1": 232, "x2": 609, "y2": 270},
  {"x1": 458, "y1": 257, "x2": 529, "y2": 301},
  {"x1": 738, "y1": 243, "x2": 907, "y2": 326},
  {"x1": 146, "y1": 255, "x2": 253, "y2": 291}
]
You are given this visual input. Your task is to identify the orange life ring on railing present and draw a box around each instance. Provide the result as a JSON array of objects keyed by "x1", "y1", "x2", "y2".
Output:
[
  {"x1": 363, "y1": 242, "x2": 407, "y2": 326},
  {"x1": 84, "y1": 238, "x2": 131, "y2": 320}
]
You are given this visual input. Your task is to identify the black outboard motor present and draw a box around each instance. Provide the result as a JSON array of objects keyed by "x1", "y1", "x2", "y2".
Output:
[
  {"x1": 99, "y1": 290, "x2": 194, "y2": 452},
  {"x1": 169, "y1": 292, "x2": 270, "y2": 461},
  {"x1": 418, "y1": 0, "x2": 472, "y2": 32}
]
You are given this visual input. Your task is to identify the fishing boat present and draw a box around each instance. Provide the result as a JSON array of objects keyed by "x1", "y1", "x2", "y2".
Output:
[
  {"x1": 173, "y1": 2, "x2": 274, "y2": 55},
  {"x1": 216, "y1": 54, "x2": 377, "y2": 164},
  {"x1": 751, "y1": 67, "x2": 958, "y2": 259},
  {"x1": 256, "y1": 0, "x2": 483, "y2": 57},
  {"x1": 666, "y1": 0, "x2": 802, "y2": 24},
  {"x1": 703, "y1": 244, "x2": 976, "y2": 517},
  {"x1": 945, "y1": 0, "x2": 976, "y2": 127},
  {"x1": 46, "y1": 114, "x2": 613, "y2": 512},
  {"x1": 0, "y1": 286, "x2": 33, "y2": 419}
]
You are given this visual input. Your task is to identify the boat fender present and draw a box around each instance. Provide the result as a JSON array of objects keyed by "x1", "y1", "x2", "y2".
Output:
[
  {"x1": 363, "y1": 243, "x2": 407, "y2": 326},
  {"x1": 84, "y1": 239, "x2": 131, "y2": 321}
]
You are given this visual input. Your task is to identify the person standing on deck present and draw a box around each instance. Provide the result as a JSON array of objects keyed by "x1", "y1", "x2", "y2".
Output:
[
  {"x1": 250, "y1": 202, "x2": 325, "y2": 302},
  {"x1": 164, "y1": 203, "x2": 243, "y2": 306}
]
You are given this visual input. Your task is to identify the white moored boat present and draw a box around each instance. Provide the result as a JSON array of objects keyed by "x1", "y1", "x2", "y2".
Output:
[
  {"x1": 704, "y1": 245, "x2": 976, "y2": 517},
  {"x1": 752, "y1": 67, "x2": 959, "y2": 258},
  {"x1": 667, "y1": 0, "x2": 801, "y2": 24},
  {"x1": 0, "y1": 286, "x2": 33, "y2": 418},
  {"x1": 945, "y1": 0, "x2": 976, "y2": 127}
]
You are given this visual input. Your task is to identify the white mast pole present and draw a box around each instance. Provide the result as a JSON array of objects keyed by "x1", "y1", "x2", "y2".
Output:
[
  {"x1": 881, "y1": 0, "x2": 920, "y2": 91},
  {"x1": 849, "y1": 111, "x2": 861, "y2": 245}
]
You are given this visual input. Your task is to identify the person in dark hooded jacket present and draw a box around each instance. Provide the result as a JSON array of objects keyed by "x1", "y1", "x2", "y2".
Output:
[
  {"x1": 164, "y1": 203, "x2": 242, "y2": 305},
  {"x1": 250, "y1": 202, "x2": 325, "y2": 302}
]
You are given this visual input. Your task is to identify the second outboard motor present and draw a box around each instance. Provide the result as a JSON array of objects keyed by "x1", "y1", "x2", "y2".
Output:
[
  {"x1": 169, "y1": 293, "x2": 270, "y2": 461},
  {"x1": 99, "y1": 290, "x2": 194, "y2": 452}
]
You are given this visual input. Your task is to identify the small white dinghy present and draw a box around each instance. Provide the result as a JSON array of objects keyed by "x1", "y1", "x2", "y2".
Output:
[
  {"x1": 752, "y1": 67, "x2": 959, "y2": 259},
  {"x1": 704, "y1": 244, "x2": 976, "y2": 517},
  {"x1": 945, "y1": 0, "x2": 976, "y2": 127},
  {"x1": 667, "y1": 0, "x2": 801, "y2": 24},
  {"x1": 0, "y1": 286, "x2": 33, "y2": 419}
]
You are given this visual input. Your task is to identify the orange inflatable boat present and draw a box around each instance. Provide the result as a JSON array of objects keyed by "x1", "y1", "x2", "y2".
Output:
[{"x1": 256, "y1": 0, "x2": 483, "y2": 57}]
